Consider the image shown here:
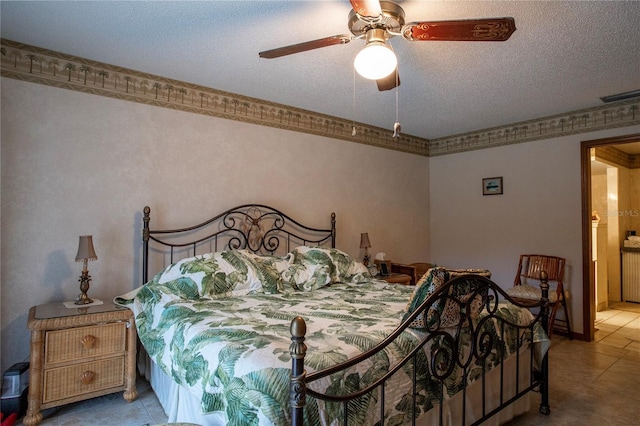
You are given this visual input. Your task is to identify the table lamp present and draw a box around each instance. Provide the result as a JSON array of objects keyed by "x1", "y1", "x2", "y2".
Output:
[{"x1": 75, "y1": 235, "x2": 97, "y2": 305}]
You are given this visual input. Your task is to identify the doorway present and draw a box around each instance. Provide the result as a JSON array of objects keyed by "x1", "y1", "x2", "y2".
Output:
[{"x1": 581, "y1": 133, "x2": 640, "y2": 341}]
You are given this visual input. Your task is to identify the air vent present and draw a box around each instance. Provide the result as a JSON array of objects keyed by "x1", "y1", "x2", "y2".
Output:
[{"x1": 600, "y1": 89, "x2": 640, "y2": 103}]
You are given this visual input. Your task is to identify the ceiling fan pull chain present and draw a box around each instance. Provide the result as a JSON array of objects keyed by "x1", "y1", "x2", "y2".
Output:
[
  {"x1": 393, "y1": 59, "x2": 401, "y2": 139},
  {"x1": 352, "y1": 67, "x2": 357, "y2": 137}
]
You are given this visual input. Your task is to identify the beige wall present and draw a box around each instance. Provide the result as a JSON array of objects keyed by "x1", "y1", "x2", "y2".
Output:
[
  {"x1": 590, "y1": 158, "x2": 639, "y2": 305},
  {"x1": 624, "y1": 168, "x2": 640, "y2": 235},
  {"x1": 633, "y1": 170, "x2": 640, "y2": 232},
  {"x1": 429, "y1": 125, "x2": 640, "y2": 336},
  {"x1": 0, "y1": 78, "x2": 430, "y2": 371},
  {"x1": 3, "y1": 75, "x2": 640, "y2": 370},
  {"x1": 591, "y1": 171, "x2": 609, "y2": 310}
]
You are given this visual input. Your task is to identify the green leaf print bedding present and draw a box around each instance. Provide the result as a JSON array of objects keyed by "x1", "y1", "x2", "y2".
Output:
[{"x1": 116, "y1": 249, "x2": 547, "y2": 426}]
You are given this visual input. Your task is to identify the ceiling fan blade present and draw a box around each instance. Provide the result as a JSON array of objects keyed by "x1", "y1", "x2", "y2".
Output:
[
  {"x1": 403, "y1": 17, "x2": 516, "y2": 42},
  {"x1": 259, "y1": 35, "x2": 352, "y2": 59},
  {"x1": 349, "y1": 0, "x2": 382, "y2": 19},
  {"x1": 377, "y1": 69, "x2": 400, "y2": 91}
]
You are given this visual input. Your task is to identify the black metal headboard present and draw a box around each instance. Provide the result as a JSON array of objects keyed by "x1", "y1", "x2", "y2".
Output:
[{"x1": 142, "y1": 204, "x2": 336, "y2": 284}]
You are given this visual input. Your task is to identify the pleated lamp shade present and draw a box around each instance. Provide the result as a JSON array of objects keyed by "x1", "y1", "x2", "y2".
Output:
[{"x1": 75, "y1": 235, "x2": 97, "y2": 262}]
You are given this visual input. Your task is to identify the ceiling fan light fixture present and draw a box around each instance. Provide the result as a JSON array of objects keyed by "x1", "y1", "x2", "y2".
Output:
[{"x1": 354, "y1": 41, "x2": 397, "y2": 80}]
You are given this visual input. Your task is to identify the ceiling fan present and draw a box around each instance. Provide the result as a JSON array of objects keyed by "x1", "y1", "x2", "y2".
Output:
[{"x1": 259, "y1": 0, "x2": 516, "y2": 91}]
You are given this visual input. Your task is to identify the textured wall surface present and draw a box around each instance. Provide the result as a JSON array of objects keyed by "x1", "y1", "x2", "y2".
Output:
[
  {"x1": 429, "y1": 125, "x2": 640, "y2": 335},
  {"x1": 0, "y1": 77, "x2": 430, "y2": 371},
  {"x1": 3, "y1": 74, "x2": 639, "y2": 370}
]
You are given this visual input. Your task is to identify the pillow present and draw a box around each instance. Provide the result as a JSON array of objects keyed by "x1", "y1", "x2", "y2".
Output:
[
  {"x1": 402, "y1": 267, "x2": 450, "y2": 331},
  {"x1": 283, "y1": 255, "x2": 332, "y2": 291},
  {"x1": 158, "y1": 249, "x2": 289, "y2": 298},
  {"x1": 438, "y1": 269, "x2": 492, "y2": 327},
  {"x1": 283, "y1": 246, "x2": 371, "y2": 291},
  {"x1": 403, "y1": 268, "x2": 492, "y2": 330},
  {"x1": 447, "y1": 268, "x2": 492, "y2": 280},
  {"x1": 236, "y1": 250, "x2": 292, "y2": 294}
]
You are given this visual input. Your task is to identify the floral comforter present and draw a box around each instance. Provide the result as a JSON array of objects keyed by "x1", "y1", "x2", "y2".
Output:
[{"x1": 116, "y1": 247, "x2": 548, "y2": 426}]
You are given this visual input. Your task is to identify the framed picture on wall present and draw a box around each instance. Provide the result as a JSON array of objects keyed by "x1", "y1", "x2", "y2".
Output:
[{"x1": 483, "y1": 177, "x2": 503, "y2": 195}]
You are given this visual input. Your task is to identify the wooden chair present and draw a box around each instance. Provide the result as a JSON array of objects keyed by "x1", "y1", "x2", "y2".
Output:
[{"x1": 506, "y1": 254, "x2": 572, "y2": 338}]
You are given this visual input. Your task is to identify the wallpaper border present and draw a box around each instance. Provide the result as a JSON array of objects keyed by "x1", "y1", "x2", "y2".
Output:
[
  {"x1": 428, "y1": 99, "x2": 640, "y2": 156},
  {"x1": 2, "y1": 39, "x2": 639, "y2": 157},
  {"x1": 0, "y1": 39, "x2": 429, "y2": 156}
]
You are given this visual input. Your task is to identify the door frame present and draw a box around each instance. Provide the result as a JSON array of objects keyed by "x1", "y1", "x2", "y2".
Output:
[{"x1": 581, "y1": 132, "x2": 640, "y2": 341}]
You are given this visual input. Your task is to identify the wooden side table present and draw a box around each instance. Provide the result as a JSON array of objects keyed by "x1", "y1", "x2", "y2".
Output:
[
  {"x1": 391, "y1": 262, "x2": 435, "y2": 285},
  {"x1": 380, "y1": 273, "x2": 413, "y2": 285},
  {"x1": 24, "y1": 302, "x2": 137, "y2": 426}
]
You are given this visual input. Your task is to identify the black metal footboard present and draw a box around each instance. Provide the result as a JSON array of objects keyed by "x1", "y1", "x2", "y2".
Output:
[{"x1": 290, "y1": 273, "x2": 551, "y2": 426}]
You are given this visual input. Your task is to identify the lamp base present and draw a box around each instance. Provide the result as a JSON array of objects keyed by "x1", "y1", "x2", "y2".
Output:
[
  {"x1": 75, "y1": 293, "x2": 94, "y2": 305},
  {"x1": 75, "y1": 271, "x2": 94, "y2": 305}
]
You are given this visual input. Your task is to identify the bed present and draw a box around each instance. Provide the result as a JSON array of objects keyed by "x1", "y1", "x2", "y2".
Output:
[{"x1": 116, "y1": 204, "x2": 551, "y2": 426}]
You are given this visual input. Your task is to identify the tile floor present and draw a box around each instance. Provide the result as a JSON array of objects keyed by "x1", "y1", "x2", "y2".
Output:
[
  {"x1": 16, "y1": 377, "x2": 168, "y2": 426},
  {"x1": 15, "y1": 303, "x2": 640, "y2": 426},
  {"x1": 510, "y1": 302, "x2": 640, "y2": 425}
]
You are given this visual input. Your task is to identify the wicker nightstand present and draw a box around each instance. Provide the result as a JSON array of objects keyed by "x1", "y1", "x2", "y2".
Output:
[{"x1": 24, "y1": 302, "x2": 137, "y2": 426}]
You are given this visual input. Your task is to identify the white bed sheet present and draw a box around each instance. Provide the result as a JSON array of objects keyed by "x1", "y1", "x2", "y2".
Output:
[{"x1": 147, "y1": 348, "x2": 534, "y2": 426}]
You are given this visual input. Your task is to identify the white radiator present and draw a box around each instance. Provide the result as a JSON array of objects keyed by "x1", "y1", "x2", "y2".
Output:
[{"x1": 622, "y1": 250, "x2": 640, "y2": 303}]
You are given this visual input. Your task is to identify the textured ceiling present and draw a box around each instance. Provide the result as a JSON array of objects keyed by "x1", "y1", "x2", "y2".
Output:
[{"x1": 1, "y1": 1, "x2": 639, "y2": 142}]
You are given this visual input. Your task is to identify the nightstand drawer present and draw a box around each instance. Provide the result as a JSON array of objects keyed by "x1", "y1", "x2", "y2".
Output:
[
  {"x1": 43, "y1": 357, "x2": 125, "y2": 403},
  {"x1": 27, "y1": 303, "x2": 137, "y2": 425},
  {"x1": 45, "y1": 322, "x2": 126, "y2": 365}
]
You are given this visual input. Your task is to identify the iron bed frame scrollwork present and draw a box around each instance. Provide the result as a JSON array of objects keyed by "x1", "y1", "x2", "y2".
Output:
[
  {"x1": 289, "y1": 273, "x2": 551, "y2": 426},
  {"x1": 142, "y1": 204, "x2": 336, "y2": 284},
  {"x1": 140, "y1": 204, "x2": 550, "y2": 426}
]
